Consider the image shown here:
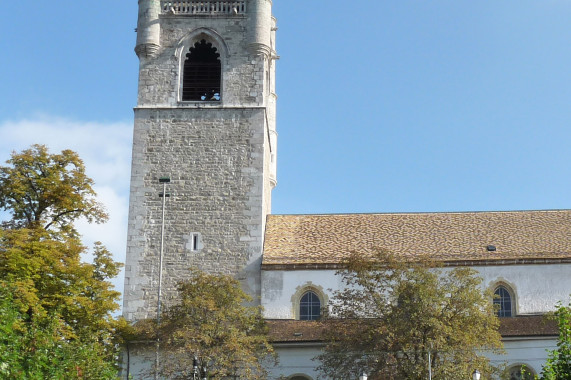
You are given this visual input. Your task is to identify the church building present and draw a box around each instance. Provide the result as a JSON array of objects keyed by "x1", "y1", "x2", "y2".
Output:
[{"x1": 122, "y1": 1, "x2": 571, "y2": 379}]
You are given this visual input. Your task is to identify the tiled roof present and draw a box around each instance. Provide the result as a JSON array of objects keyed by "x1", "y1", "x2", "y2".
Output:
[
  {"x1": 499, "y1": 315, "x2": 558, "y2": 337},
  {"x1": 266, "y1": 316, "x2": 557, "y2": 343},
  {"x1": 263, "y1": 210, "x2": 571, "y2": 267},
  {"x1": 267, "y1": 320, "x2": 326, "y2": 343}
]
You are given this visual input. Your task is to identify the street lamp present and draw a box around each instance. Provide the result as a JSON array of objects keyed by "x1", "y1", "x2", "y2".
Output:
[
  {"x1": 155, "y1": 177, "x2": 171, "y2": 380},
  {"x1": 157, "y1": 176, "x2": 171, "y2": 324},
  {"x1": 359, "y1": 372, "x2": 368, "y2": 380},
  {"x1": 201, "y1": 364, "x2": 207, "y2": 380},
  {"x1": 192, "y1": 356, "x2": 208, "y2": 380},
  {"x1": 192, "y1": 356, "x2": 198, "y2": 380},
  {"x1": 472, "y1": 369, "x2": 481, "y2": 380}
]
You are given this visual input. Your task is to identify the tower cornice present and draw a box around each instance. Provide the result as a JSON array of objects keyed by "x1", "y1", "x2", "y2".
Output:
[
  {"x1": 247, "y1": 43, "x2": 272, "y2": 58},
  {"x1": 135, "y1": 43, "x2": 161, "y2": 59}
]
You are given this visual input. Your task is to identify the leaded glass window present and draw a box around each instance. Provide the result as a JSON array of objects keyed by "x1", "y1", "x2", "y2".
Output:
[
  {"x1": 494, "y1": 285, "x2": 513, "y2": 317},
  {"x1": 299, "y1": 291, "x2": 321, "y2": 320}
]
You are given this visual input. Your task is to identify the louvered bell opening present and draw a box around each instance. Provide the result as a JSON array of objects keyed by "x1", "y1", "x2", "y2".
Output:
[
  {"x1": 183, "y1": 61, "x2": 221, "y2": 101},
  {"x1": 182, "y1": 39, "x2": 221, "y2": 101}
]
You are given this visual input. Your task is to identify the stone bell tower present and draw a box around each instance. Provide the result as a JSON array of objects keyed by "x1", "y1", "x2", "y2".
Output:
[{"x1": 123, "y1": 0, "x2": 278, "y2": 323}]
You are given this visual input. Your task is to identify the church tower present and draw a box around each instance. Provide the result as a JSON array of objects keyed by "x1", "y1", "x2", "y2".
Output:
[{"x1": 123, "y1": 0, "x2": 278, "y2": 323}]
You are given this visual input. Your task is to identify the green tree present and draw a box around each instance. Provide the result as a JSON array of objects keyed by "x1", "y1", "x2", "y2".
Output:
[
  {"x1": 0, "y1": 144, "x2": 107, "y2": 236},
  {"x1": 145, "y1": 269, "x2": 275, "y2": 379},
  {"x1": 317, "y1": 250, "x2": 503, "y2": 380},
  {"x1": 0, "y1": 283, "x2": 119, "y2": 379},
  {"x1": 0, "y1": 145, "x2": 122, "y2": 378},
  {"x1": 536, "y1": 300, "x2": 571, "y2": 380},
  {"x1": 0, "y1": 228, "x2": 121, "y2": 339}
]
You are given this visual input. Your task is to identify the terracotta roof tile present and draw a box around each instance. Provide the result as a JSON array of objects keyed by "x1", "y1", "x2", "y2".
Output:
[
  {"x1": 499, "y1": 315, "x2": 558, "y2": 337},
  {"x1": 266, "y1": 316, "x2": 557, "y2": 343},
  {"x1": 266, "y1": 320, "x2": 326, "y2": 343},
  {"x1": 263, "y1": 210, "x2": 571, "y2": 266}
]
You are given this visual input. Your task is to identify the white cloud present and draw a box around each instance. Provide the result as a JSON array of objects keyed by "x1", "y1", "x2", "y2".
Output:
[{"x1": 0, "y1": 116, "x2": 133, "y2": 306}]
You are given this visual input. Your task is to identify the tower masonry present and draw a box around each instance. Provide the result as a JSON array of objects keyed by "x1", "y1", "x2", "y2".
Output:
[{"x1": 123, "y1": 0, "x2": 278, "y2": 322}]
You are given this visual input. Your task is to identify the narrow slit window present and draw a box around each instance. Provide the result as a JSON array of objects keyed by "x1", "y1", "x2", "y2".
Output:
[
  {"x1": 185, "y1": 232, "x2": 201, "y2": 252},
  {"x1": 183, "y1": 39, "x2": 221, "y2": 101},
  {"x1": 192, "y1": 233, "x2": 199, "y2": 251}
]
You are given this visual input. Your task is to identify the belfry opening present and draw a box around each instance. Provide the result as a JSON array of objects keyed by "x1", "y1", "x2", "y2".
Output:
[{"x1": 182, "y1": 39, "x2": 221, "y2": 101}]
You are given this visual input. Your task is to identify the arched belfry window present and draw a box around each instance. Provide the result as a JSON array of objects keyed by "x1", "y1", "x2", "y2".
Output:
[
  {"x1": 494, "y1": 285, "x2": 514, "y2": 317},
  {"x1": 183, "y1": 39, "x2": 221, "y2": 101},
  {"x1": 300, "y1": 291, "x2": 321, "y2": 321}
]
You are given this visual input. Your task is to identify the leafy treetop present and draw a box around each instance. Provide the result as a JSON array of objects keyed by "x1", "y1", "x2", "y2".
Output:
[
  {"x1": 318, "y1": 249, "x2": 503, "y2": 380},
  {"x1": 0, "y1": 144, "x2": 107, "y2": 236},
  {"x1": 134, "y1": 269, "x2": 275, "y2": 380}
]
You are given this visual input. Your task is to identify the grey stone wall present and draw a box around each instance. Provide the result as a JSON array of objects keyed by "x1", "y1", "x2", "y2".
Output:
[{"x1": 124, "y1": 107, "x2": 270, "y2": 321}]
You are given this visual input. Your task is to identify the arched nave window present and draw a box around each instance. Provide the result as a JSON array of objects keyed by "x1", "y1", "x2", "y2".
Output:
[
  {"x1": 494, "y1": 284, "x2": 514, "y2": 317},
  {"x1": 288, "y1": 375, "x2": 313, "y2": 380},
  {"x1": 291, "y1": 283, "x2": 328, "y2": 320},
  {"x1": 506, "y1": 364, "x2": 536, "y2": 380},
  {"x1": 182, "y1": 39, "x2": 221, "y2": 101},
  {"x1": 299, "y1": 291, "x2": 321, "y2": 320}
]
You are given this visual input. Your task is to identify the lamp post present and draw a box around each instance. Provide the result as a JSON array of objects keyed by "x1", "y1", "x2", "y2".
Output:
[
  {"x1": 472, "y1": 369, "x2": 481, "y2": 380},
  {"x1": 428, "y1": 346, "x2": 432, "y2": 380},
  {"x1": 201, "y1": 364, "x2": 207, "y2": 380},
  {"x1": 192, "y1": 356, "x2": 198, "y2": 380},
  {"x1": 155, "y1": 177, "x2": 170, "y2": 380},
  {"x1": 192, "y1": 356, "x2": 207, "y2": 380}
]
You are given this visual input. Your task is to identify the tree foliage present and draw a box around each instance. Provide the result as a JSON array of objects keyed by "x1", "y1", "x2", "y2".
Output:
[
  {"x1": 317, "y1": 250, "x2": 503, "y2": 380},
  {"x1": 143, "y1": 269, "x2": 275, "y2": 379},
  {"x1": 0, "y1": 284, "x2": 120, "y2": 379},
  {"x1": 536, "y1": 300, "x2": 571, "y2": 380},
  {"x1": 0, "y1": 145, "x2": 122, "y2": 378},
  {"x1": 0, "y1": 229, "x2": 121, "y2": 338},
  {"x1": 0, "y1": 144, "x2": 107, "y2": 236}
]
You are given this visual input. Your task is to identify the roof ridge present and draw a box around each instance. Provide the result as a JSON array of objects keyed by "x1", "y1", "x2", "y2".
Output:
[{"x1": 269, "y1": 209, "x2": 571, "y2": 217}]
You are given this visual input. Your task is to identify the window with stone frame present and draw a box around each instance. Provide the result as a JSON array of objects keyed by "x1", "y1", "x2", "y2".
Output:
[
  {"x1": 182, "y1": 39, "x2": 221, "y2": 101},
  {"x1": 299, "y1": 291, "x2": 321, "y2": 321},
  {"x1": 291, "y1": 283, "x2": 328, "y2": 320},
  {"x1": 494, "y1": 285, "x2": 514, "y2": 317}
]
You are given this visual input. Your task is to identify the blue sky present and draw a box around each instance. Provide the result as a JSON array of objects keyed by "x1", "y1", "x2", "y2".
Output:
[
  {"x1": 274, "y1": 0, "x2": 571, "y2": 214},
  {"x1": 1, "y1": 1, "x2": 571, "y2": 296}
]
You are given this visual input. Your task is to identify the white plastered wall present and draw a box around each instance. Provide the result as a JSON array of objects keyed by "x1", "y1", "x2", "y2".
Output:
[{"x1": 261, "y1": 264, "x2": 571, "y2": 319}]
